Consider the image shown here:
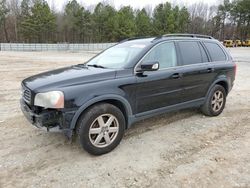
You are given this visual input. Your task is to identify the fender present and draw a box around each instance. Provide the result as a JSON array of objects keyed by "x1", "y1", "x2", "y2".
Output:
[
  {"x1": 69, "y1": 94, "x2": 133, "y2": 130},
  {"x1": 205, "y1": 76, "x2": 229, "y2": 99}
]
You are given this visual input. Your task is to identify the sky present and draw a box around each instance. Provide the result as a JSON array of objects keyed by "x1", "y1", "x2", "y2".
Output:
[{"x1": 47, "y1": 0, "x2": 221, "y2": 11}]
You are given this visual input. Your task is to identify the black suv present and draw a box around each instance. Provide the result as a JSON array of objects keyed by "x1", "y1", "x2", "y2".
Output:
[{"x1": 20, "y1": 34, "x2": 236, "y2": 155}]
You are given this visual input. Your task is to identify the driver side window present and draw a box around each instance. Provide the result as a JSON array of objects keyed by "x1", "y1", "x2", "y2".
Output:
[{"x1": 143, "y1": 42, "x2": 177, "y2": 69}]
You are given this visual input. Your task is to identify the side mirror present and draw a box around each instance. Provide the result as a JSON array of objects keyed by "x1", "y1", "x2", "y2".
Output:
[{"x1": 139, "y1": 61, "x2": 159, "y2": 72}]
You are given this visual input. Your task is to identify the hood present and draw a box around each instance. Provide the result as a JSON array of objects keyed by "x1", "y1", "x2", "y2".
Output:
[{"x1": 22, "y1": 65, "x2": 116, "y2": 92}]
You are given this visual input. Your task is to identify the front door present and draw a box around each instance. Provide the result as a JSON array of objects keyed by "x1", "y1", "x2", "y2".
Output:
[{"x1": 135, "y1": 42, "x2": 183, "y2": 114}]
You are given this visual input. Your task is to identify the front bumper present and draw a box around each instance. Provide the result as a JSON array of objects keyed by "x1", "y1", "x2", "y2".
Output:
[{"x1": 20, "y1": 99, "x2": 75, "y2": 137}]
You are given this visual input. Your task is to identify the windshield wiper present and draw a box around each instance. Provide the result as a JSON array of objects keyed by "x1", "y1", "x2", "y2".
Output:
[
  {"x1": 87, "y1": 64, "x2": 106, "y2": 69},
  {"x1": 77, "y1": 63, "x2": 88, "y2": 68}
]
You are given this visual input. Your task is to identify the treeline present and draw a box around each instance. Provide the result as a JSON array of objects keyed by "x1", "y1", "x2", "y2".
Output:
[{"x1": 0, "y1": 0, "x2": 249, "y2": 43}]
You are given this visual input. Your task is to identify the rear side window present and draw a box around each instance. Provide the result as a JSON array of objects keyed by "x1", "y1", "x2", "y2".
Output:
[
  {"x1": 178, "y1": 41, "x2": 206, "y2": 65},
  {"x1": 204, "y1": 42, "x2": 226, "y2": 61}
]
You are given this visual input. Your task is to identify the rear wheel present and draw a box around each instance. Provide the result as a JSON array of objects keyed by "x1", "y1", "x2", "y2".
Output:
[
  {"x1": 201, "y1": 84, "x2": 226, "y2": 116},
  {"x1": 76, "y1": 103, "x2": 125, "y2": 155}
]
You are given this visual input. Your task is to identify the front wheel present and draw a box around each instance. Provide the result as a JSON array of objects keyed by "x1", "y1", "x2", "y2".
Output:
[
  {"x1": 76, "y1": 103, "x2": 125, "y2": 155},
  {"x1": 201, "y1": 84, "x2": 226, "y2": 116}
]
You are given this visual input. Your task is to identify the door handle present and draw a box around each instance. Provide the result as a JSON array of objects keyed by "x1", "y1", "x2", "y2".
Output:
[
  {"x1": 171, "y1": 73, "x2": 182, "y2": 79},
  {"x1": 207, "y1": 68, "x2": 214, "y2": 73}
]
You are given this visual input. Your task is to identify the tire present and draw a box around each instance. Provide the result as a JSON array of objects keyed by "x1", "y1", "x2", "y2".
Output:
[
  {"x1": 201, "y1": 84, "x2": 226, "y2": 116},
  {"x1": 76, "y1": 103, "x2": 125, "y2": 155}
]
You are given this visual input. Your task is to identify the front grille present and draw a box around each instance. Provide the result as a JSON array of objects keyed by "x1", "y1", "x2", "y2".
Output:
[{"x1": 22, "y1": 85, "x2": 31, "y2": 104}]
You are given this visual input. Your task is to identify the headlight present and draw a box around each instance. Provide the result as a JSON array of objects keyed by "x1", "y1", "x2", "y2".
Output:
[{"x1": 34, "y1": 91, "x2": 64, "y2": 109}]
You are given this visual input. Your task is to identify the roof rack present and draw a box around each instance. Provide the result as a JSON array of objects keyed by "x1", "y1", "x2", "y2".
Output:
[{"x1": 163, "y1": 33, "x2": 214, "y2": 39}]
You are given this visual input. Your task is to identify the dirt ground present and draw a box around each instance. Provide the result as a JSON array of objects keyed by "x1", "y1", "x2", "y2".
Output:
[{"x1": 0, "y1": 48, "x2": 250, "y2": 188}]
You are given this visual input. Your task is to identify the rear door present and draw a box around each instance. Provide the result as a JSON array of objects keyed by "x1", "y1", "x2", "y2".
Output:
[
  {"x1": 176, "y1": 40, "x2": 216, "y2": 102},
  {"x1": 203, "y1": 41, "x2": 231, "y2": 86}
]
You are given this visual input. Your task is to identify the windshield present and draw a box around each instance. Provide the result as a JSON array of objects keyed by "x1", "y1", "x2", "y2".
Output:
[{"x1": 86, "y1": 40, "x2": 152, "y2": 69}]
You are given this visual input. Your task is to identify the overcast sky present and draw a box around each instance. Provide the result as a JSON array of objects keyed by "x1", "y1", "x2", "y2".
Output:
[{"x1": 47, "y1": 0, "x2": 221, "y2": 11}]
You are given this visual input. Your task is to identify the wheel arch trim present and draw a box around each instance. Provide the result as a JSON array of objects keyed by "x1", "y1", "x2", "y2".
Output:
[
  {"x1": 70, "y1": 95, "x2": 133, "y2": 130},
  {"x1": 206, "y1": 77, "x2": 229, "y2": 99}
]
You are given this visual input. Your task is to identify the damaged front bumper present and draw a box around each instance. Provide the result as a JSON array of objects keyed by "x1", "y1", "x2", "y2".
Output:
[{"x1": 20, "y1": 99, "x2": 75, "y2": 138}]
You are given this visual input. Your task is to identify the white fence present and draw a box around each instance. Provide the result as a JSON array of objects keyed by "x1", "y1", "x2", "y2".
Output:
[{"x1": 0, "y1": 43, "x2": 117, "y2": 51}]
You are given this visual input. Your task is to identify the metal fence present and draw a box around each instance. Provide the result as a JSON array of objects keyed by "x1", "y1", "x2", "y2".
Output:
[{"x1": 0, "y1": 43, "x2": 117, "y2": 51}]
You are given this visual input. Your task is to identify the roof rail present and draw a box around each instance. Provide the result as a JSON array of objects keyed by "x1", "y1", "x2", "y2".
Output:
[
  {"x1": 163, "y1": 33, "x2": 214, "y2": 39},
  {"x1": 152, "y1": 36, "x2": 163, "y2": 41},
  {"x1": 119, "y1": 37, "x2": 141, "y2": 43},
  {"x1": 119, "y1": 36, "x2": 153, "y2": 43}
]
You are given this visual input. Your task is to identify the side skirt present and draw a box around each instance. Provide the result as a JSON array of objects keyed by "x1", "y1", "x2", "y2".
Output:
[{"x1": 127, "y1": 98, "x2": 205, "y2": 128}]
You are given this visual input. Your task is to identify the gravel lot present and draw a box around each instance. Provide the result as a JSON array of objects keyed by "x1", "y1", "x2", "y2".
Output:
[{"x1": 0, "y1": 48, "x2": 250, "y2": 188}]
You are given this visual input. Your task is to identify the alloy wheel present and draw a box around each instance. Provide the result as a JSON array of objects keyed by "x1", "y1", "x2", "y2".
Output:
[
  {"x1": 211, "y1": 90, "x2": 224, "y2": 112},
  {"x1": 88, "y1": 114, "x2": 119, "y2": 148}
]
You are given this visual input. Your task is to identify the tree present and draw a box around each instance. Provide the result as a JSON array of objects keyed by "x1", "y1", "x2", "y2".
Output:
[
  {"x1": 135, "y1": 8, "x2": 152, "y2": 37},
  {"x1": 152, "y1": 2, "x2": 187, "y2": 35},
  {"x1": 101, "y1": 5, "x2": 118, "y2": 42},
  {"x1": 230, "y1": 0, "x2": 250, "y2": 40},
  {"x1": 92, "y1": 3, "x2": 118, "y2": 42},
  {"x1": 64, "y1": 0, "x2": 84, "y2": 42},
  {"x1": 178, "y1": 7, "x2": 189, "y2": 33},
  {"x1": 116, "y1": 6, "x2": 136, "y2": 40},
  {"x1": 152, "y1": 3, "x2": 166, "y2": 35},
  {"x1": 20, "y1": 0, "x2": 31, "y2": 17},
  {"x1": 0, "y1": 0, "x2": 249, "y2": 43},
  {"x1": 217, "y1": 0, "x2": 232, "y2": 40},
  {"x1": 188, "y1": 3, "x2": 209, "y2": 35},
  {"x1": 7, "y1": 0, "x2": 21, "y2": 41},
  {"x1": 19, "y1": 0, "x2": 31, "y2": 41},
  {"x1": 20, "y1": 0, "x2": 56, "y2": 42},
  {"x1": 0, "y1": 0, "x2": 10, "y2": 42}
]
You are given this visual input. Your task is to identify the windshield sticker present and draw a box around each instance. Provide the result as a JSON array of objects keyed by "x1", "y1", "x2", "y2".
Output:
[{"x1": 130, "y1": 44, "x2": 146, "y2": 48}]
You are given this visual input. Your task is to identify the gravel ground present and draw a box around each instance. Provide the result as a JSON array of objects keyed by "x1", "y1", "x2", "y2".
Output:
[{"x1": 0, "y1": 48, "x2": 250, "y2": 188}]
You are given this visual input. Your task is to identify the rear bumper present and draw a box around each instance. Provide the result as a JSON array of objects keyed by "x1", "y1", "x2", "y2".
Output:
[{"x1": 20, "y1": 99, "x2": 75, "y2": 137}]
